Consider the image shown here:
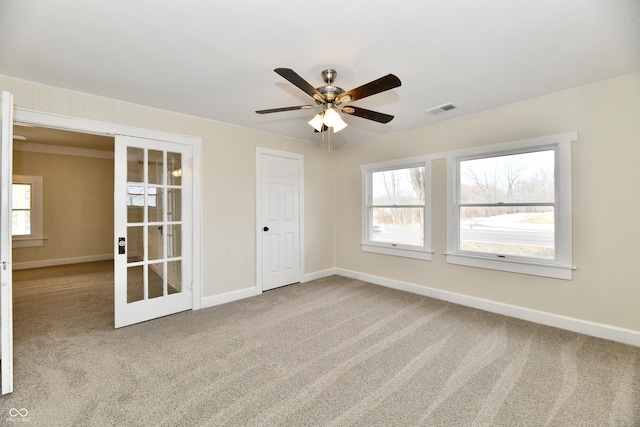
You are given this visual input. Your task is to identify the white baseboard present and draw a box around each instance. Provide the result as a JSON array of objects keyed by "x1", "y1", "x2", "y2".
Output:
[
  {"x1": 13, "y1": 254, "x2": 114, "y2": 270},
  {"x1": 302, "y1": 268, "x2": 337, "y2": 283},
  {"x1": 200, "y1": 286, "x2": 262, "y2": 309},
  {"x1": 198, "y1": 269, "x2": 337, "y2": 310},
  {"x1": 336, "y1": 268, "x2": 640, "y2": 348}
]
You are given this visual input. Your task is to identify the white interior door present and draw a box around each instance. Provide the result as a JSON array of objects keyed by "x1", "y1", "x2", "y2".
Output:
[
  {"x1": 0, "y1": 91, "x2": 14, "y2": 394},
  {"x1": 259, "y1": 151, "x2": 302, "y2": 291},
  {"x1": 114, "y1": 135, "x2": 193, "y2": 328}
]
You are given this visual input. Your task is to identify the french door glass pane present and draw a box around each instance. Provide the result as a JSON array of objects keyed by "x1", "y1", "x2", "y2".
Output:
[
  {"x1": 167, "y1": 152, "x2": 182, "y2": 186},
  {"x1": 127, "y1": 148, "x2": 144, "y2": 182},
  {"x1": 147, "y1": 187, "x2": 163, "y2": 222},
  {"x1": 127, "y1": 265, "x2": 144, "y2": 303},
  {"x1": 166, "y1": 224, "x2": 181, "y2": 258},
  {"x1": 148, "y1": 262, "x2": 164, "y2": 299},
  {"x1": 127, "y1": 226, "x2": 144, "y2": 262},
  {"x1": 459, "y1": 206, "x2": 555, "y2": 259},
  {"x1": 148, "y1": 150, "x2": 164, "y2": 185},
  {"x1": 167, "y1": 260, "x2": 182, "y2": 294},
  {"x1": 148, "y1": 225, "x2": 163, "y2": 261},
  {"x1": 167, "y1": 188, "x2": 181, "y2": 221},
  {"x1": 127, "y1": 185, "x2": 144, "y2": 223}
]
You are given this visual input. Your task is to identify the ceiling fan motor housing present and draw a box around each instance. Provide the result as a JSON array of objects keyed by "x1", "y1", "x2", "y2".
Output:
[
  {"x1": 316, "y1": 69, "x2": 345, "y2": 104},
  {"x1": 321, "y1": 69, "x2": 337, "y2": 84}
]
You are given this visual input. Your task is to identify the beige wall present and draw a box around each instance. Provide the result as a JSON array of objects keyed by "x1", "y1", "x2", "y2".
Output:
[
  {"x1": 335, "y1": 73, "x2": 640, "y2": 333},
  {"x1": 0, "y1": 75, "x2": 336, "y2": 299},
  {"x1": 200, "y1": 120, "x2": 335, "y2": 295},
  {"x1": 12, "y1": 149, "x2": 114, "y2": 266}
]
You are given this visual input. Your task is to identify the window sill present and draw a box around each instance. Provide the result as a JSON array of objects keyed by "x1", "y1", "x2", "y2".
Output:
[
  {"x1": 12, "y1": 236, "x2": 46, "y2": 248},
  {"x1": 445, "y1": 252, "x2": 573, "y2": 280},
  {"x1": 361, "y1": 243, "x2": 433, "y2": 261}
]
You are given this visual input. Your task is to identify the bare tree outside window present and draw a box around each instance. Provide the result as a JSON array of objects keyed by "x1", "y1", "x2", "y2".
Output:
[
  {"x1": 371, "y1": 166, "x2": 425, "y2": 247},
  {"x1": 458, "y1": 150, "x2": 555, "y2": 259}
]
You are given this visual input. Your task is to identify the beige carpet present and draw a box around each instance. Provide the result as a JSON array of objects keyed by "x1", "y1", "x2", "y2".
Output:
[{"x1": 2, "y1": 261, "x2": 639, "y2": 426}]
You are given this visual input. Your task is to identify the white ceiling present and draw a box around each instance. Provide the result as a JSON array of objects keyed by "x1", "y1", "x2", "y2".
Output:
[{"x1": 1, "y1": 1, "x2": 639, "y2": 147}]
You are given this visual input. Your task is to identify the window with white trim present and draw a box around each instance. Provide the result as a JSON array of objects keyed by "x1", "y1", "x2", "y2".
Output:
[
  {"x1": 12, "y1": 175, "x2": 44, "y2": 248},
  {"x1": 446, "y1": 132, "x2": 576, "y2": 279},
  {"x1": 361, "y1": 156, "x2": 432, "y2": 260}
]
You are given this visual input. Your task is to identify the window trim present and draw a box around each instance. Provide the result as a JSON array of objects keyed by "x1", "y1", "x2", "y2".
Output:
[
  {"x1": 361, "y1": 155, "x2": 433, "y2": 261},
  {"x1": 12, "y1": 175, "x2": 44, "y2": 248},
  {"x1": 446, "y1": 132, "x2": 576, "y2": 279}
]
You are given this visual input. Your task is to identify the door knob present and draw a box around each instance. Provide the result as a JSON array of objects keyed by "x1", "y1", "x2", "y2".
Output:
[{"x1": 263, "y1": 226, "x2": 269, "y2": 232}]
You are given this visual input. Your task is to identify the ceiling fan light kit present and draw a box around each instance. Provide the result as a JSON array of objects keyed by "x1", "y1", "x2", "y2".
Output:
[
  {"x1": 308, "y1": 113, "x2": 324, "y2": 132},
  {"x1": 256, "y1": 68, "x2": 401, "y2": 135}
]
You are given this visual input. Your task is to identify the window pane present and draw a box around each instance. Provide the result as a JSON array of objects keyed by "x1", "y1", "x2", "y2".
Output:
[
  {"x1": 371, "y1": 207, "x2": 424, "y2": 247},
  {"x1": 12, "y1": 184, "x2": 31, "y2": 209},
  {"x1": 12, "y1": 211, "x2": 31, "y2": 235},
  {"x1": 460, "y1": 150, "x2": 555, "y2": 204},
  {"x1": 460, "y1": 206, "x2": 554, "y2": 259},
  {"x1": 372, "y1": 167, "x2": 425, "y2": 205}
]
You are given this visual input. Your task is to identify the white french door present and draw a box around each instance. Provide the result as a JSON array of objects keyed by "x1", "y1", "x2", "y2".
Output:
[
  {"x1": 258, "y1": 150, "x2": 302, "y2": 291},
  {"x1": 0, "y1": 91, "x2": 14, "y2": 394},
  {"x1": 114, "y1": 135, "x2": 193, "y2": 328}
]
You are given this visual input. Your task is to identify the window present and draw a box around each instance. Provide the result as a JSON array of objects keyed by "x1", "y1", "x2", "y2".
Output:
[
  {"x1": 361, "y1": 157, "x2": 432, "y2": 260},
  {"x1": 446, "y1": 132, "x2": 576, "y2": 279},
  {"x1": 12, "y1": 183, "x2": 32, "y2": 235},
  {"x1": 12, "y1": 175, "x2": 44, "y2": 248}
]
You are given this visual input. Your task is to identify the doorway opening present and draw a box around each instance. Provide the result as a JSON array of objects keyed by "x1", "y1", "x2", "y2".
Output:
[{"x1": 12, "y1": 124, "x2": 116, "y2": 330}]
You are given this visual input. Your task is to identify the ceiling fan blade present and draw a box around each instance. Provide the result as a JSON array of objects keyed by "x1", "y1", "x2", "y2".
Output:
[
  {"x1": 337, "y1": 74, "x2": 401, "y2": 104},
  {"x1": 255, "y1": 105, "x2": 314, "y2": 114},
  {"x1": 274, "y1": 68, "x2": 325, "y2": 102},
  {"x1": 342, "y1": 106, "x2": 395, "y2": 124}
]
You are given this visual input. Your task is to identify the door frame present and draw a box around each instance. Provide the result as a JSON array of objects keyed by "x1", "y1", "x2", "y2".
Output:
[
  {"x1": 255, "y1": 147, "x2": 304, "y2": 292},
  {"x1": 13, "y1": 108, "x2": 203, "y2": 310},
  {"x1": 1, "y1": 91, "x2": 14, "y2": 394}
]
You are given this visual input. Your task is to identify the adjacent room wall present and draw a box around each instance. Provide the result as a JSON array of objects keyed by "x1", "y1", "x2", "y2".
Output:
[
  {"x1": 12, "y1": 148, "x2": 114, "y2": 267},
  {"x1": 334, "y1": 73, "x2": 640, "y2": 335},
  {"x1": 0, "y1": 75, "x2": 336, "y2": 300}
]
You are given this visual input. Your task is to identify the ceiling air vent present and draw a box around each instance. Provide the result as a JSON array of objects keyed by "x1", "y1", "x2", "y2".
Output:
[{"x1": 425, "y1": 102, "x2": 457, "y2": 115}]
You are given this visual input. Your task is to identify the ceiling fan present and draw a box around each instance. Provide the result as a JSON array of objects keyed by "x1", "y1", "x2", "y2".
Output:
[{"x1": 256, "y1": 68, "x2": 401, "y2": 133}]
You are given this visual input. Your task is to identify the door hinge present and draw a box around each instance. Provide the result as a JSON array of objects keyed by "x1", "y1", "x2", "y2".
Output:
[{"x1": 1, "y1": 261, "x2": 7, "y2": 270}]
